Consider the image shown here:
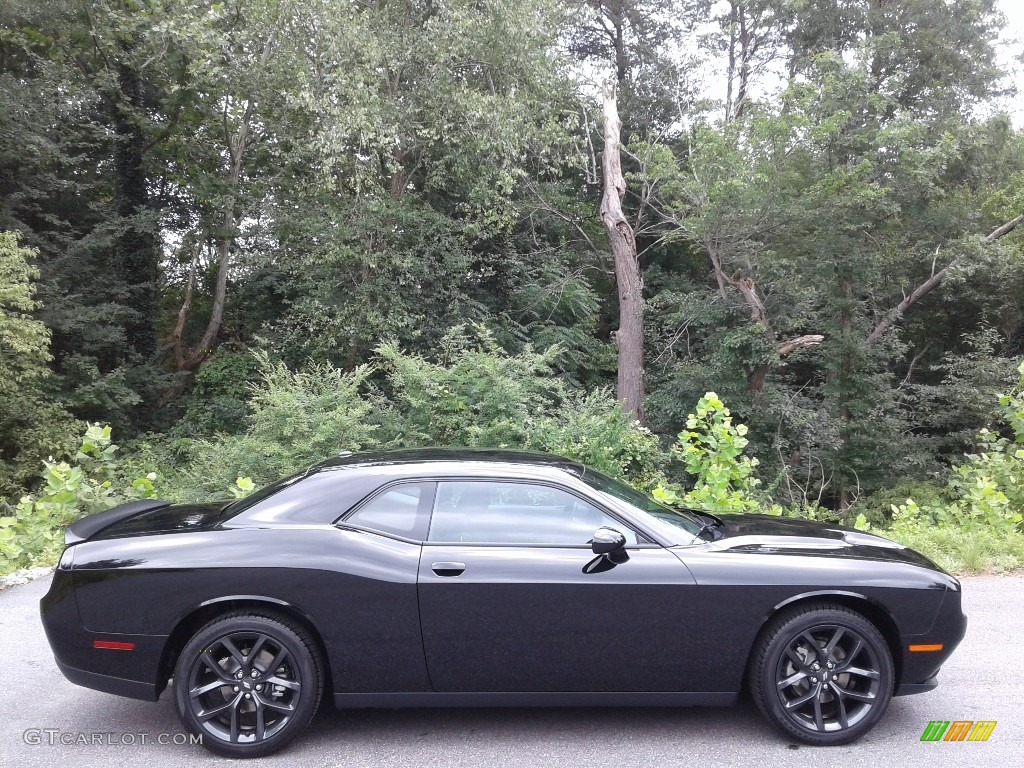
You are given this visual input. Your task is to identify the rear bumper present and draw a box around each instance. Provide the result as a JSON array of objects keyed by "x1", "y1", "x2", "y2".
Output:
[
  {"x1": 40, "y1": 567, "x2": 167, "y2": 702},
  {"x1": 55, "y1": 659, "x2": 160, "y2": 701}
]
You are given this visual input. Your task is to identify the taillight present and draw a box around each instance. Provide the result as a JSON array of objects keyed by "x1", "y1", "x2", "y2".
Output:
[{"x1": 92, "y1": 640, "x2": 135, "y2": 651}]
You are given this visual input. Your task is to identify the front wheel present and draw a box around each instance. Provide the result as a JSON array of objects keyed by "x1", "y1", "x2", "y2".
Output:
[
  {"x1": 749, "y1": 604, "x2": 894, "y2": 745},
  {"x1": 173, "y1": 612, "x2": 323, "y2": 758}
]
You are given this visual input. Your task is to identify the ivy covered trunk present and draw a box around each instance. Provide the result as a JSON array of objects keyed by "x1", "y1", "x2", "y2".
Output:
[{"x1": 111, "y1": 44, "x2": 159, "y2": 360}]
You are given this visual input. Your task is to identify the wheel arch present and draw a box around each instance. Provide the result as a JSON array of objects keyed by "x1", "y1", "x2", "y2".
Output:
[
  {"x1": 157, "y1": 596, "x2": 334, "y2": 698},
  {"x1": 743, "y1": 590, "x2": 903, "y2": 690}
]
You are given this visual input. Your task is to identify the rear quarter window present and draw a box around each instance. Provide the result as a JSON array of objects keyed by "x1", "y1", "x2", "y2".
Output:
[
  {"x1": 341, "y1": 482, "x2": 432, "y2": 541},
  {"x1": 232, "y1": 470, "x2": 384, "y2": 525}
]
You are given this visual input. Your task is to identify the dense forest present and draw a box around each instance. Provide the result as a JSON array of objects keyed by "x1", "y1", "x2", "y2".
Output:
[{"x1": 2, "y1": 0, "x2": 1024, "y2": 573}]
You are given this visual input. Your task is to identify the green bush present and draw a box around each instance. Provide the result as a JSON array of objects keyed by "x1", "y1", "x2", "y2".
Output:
[
  {"x1": 651, "y1": 392, "x2": 762, "y2": 514},
  {"x1": 851, "y1": 480, "x2": 947, "y2": 528},
  {"x1": 150, "y1": 330, "x2": 665, "y2": 500},
  {"x1": 888, "y1": 361, "x2": 1024, "y2": 536},
  {"x1": 168, "y1": 352, "x2": 384, "y2": 498},
  {"x1": 523, "y1": 389, "x2": 664, "y2": 487},
  {"x1": 173, "y1": 345, "x2": 262, "y2": 437},
  {"x1": 0, "y1": 425, "x2": 159, "y2": 575},
  {"x1": 885, "y1": 526, "x2": 1024, "y2": 574},
  {"x1": 377, "y1": 324, "x2": 564, "y2": 448}
]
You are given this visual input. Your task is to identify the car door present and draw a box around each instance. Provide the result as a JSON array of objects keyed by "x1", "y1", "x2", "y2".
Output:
[{"x1": 416, "y1": 479, "x2": 700, "y2": 693}]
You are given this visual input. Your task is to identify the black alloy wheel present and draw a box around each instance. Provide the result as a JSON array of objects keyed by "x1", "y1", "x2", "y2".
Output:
[
  {"x1": 173, "y1": 612, "x2": 323, "y2": 757},
  {"x1": 750, "y1": 604, "x2": 894, "y2": 745}
]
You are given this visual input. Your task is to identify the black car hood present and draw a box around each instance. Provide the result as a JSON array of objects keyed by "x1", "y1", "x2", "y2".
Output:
[
  {"x1": 695, "y1": 513, "x2": 942, "y2": 570},
  {"x1": 92, "y1": 501, "x2": 234, "y2": 540}
]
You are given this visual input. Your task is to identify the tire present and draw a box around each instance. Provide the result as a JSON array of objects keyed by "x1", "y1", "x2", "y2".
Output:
[
  {"x1": 749, "y1": 603, "x2": 894, "y2": 746},
  {"x1": 173, "y1": 611, "x2": 323, "y2": 758}
]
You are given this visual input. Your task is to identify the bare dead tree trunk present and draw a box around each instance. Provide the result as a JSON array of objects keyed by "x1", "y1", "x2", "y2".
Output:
[
  {"x1": 707, "y1": 245, "x2": 730, "y2": 300},
  {"x1": 600, "y1": 78, "x2": 644, "y2": 422},
  {"x1": 866, "y1": 213, "x2": 1023, "y2": 345}
]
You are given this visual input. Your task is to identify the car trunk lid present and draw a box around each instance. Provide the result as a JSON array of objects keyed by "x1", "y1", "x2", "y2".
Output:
[{"x1": 65, "y1": 500, "x2": 232, "y2": 545}]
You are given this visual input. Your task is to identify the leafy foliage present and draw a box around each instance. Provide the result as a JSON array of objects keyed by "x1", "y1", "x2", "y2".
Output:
[
  {"x1": 174, "y1": 346, "x2": 267, "y2": 438},
  {"x1": 652, "y1": 392, "x2": 761, "y2": 513},
  {"x1": 109, "y1": 334, "x2": 666, "y2": 502},
  {"x1": 167, "y1": 353, "x2": 383, "y2": 499},
  {"x1": 0, "y1": 425, "x2": 158, "y2": 575},
  {"x1": 523, "y1": 389, "x2": 663, "y2": 487},
  {"x1": 887, "y1": 362, "x2": 1024, "y2": 536},
  {"x1": 377, "y1": 325, "x2": 563, "y2": 449},
  {"x1": 0, "y1": 232, "x2": 80, "y2": 498},
  {"x1": 3, "y1": 0, "x2": 1024, "y2": 575}
]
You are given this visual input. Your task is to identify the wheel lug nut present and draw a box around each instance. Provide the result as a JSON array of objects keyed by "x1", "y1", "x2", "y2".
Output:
[
  {"x1": 811, "y1": 677, "x2": 818, "y2": 683},
  {"x1": 236, "y1": 671, "x2": 244, "y2": 679},
  {"x1": 233, "y1": 686, "x2": 239, "y2": 692},
  {"x1": 251, "y1": 670, "x2": 258, "y2": 678},
  {"x1": 812, "y1": 663, "x2": 820, "y2": 671},
  {"x1": 244, "y1": 693, "x2": 251, "y2": 699},
  {"x1": 255, "y1": 684, "x2": 262, "y2": 691}
]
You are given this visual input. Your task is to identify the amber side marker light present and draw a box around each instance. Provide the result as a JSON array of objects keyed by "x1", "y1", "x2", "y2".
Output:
[
  {"x1": 93, "y1": 640, "x2": 135, "y2": 651},
  {"x1": 908, "y1": 643, "x2": 944, "y2": 652}
]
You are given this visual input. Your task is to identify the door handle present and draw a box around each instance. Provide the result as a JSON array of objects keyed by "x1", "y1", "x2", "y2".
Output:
[{"x1": 431, "y1": 561, "x2": 466, "y2": 577}]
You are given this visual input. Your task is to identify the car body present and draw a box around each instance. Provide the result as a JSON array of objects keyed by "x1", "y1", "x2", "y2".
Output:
[{"x1": 41, "y1": 448, "x2": 967, "y2": 756}]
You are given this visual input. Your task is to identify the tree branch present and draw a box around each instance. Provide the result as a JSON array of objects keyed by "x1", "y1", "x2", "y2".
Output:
[
  {"x1": 984, "y1": 212, "x2": 1024, "y2": 243},
  {"x1": 776, "y1": 334, "x2": 825, "y2": 357},
  {"x1": 171, "y1": 240, "x2": 200, "y2": 370},
  {"x1": 866, "y1": 212, "x2": 1023, "y2": 345}
]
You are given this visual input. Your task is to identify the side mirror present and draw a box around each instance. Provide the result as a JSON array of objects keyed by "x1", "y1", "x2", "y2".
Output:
[{"x1": 591, "y1": 527, "x2": 627, "y2": 556}]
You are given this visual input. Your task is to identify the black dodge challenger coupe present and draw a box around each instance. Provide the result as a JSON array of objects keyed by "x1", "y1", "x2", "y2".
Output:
[{"x1": 41, "y1": 449, "x2": 966, "y2": 757}]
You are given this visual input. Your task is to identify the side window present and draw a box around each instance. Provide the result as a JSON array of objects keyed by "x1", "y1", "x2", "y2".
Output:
[
  {"x1": 428, "y1": 481, "x2": 638, "y2": 546},
  {"x1": 344, "y1": 482, "x2": 431, "y2": 540}
]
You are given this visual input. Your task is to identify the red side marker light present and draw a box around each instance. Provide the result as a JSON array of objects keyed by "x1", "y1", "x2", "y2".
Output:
[{"x1": 93, "y1": 640, "x2": 135, "y2": 651}]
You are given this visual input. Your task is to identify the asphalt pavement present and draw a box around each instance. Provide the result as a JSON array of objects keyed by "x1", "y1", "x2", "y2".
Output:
[{"x1": 1, "y1": 573, "x2": 1021, "y2": 768}]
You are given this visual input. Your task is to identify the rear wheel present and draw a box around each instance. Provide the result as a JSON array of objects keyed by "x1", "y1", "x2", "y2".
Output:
[
  {"x1": 173, "y1": 612, "x2": 323, "y2": 758},
  {"x1": 749, "y1": 604, "x2": 894, "y2": 745}
]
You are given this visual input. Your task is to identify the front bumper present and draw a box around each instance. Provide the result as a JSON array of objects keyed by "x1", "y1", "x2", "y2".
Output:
[
  {"x1": 895, "y1": 674, "x2": 938, "y2": 696},
  {"x1": 894, "y1": 585, "x2": 967, "y2": 696}
]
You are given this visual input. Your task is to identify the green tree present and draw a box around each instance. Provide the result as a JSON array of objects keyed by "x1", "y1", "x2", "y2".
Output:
[
  {"x1": 0, "y1": 232, "x2": 79, "y2": 499},
  {"x1": 639, "y1": 0, "x2": 1021, "y2": 511}
]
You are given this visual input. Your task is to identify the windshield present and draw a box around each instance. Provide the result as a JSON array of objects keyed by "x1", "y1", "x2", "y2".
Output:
[{"x1": 578, "y1": 469, "x2": 705, "y2": 541}]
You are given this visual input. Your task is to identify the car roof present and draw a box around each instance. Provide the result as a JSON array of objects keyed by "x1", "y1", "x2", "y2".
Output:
[
  {"x1": 311, "y1": 448, "x2": 587, "y2": 478},
  {"x1": 227, "y1": 449, "x2": 594, "y2": 528}
]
